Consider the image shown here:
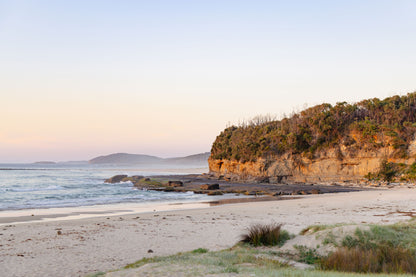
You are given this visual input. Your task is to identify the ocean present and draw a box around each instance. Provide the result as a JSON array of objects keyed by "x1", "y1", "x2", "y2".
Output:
[{"x1": 0, "y1": 163, "x2": 213, "y2": 211}]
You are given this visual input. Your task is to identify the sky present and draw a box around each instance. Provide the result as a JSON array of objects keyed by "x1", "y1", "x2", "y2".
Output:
[{"x1": 1, "y1": 0, "x2": 415, "y2": 162}]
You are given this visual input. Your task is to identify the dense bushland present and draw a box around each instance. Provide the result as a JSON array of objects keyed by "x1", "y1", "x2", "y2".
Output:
[{"x1": 211, "y1": 92, "x2": 416, "y2": 162}]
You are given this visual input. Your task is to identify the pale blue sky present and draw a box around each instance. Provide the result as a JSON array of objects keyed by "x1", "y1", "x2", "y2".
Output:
[{"x1": 1, "y1": 1, "x2": 415, "y2": 162}]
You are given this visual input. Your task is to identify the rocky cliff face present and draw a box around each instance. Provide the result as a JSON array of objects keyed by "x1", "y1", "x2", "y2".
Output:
[
  {"x1": 209, "y1": 93, "x2": 416, "y2": 183},
  {"x1": 209, "y1": 138, "x2": 416, "y2": 183}
]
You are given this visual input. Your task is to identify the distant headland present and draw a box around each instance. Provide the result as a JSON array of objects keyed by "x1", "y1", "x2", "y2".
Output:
[{"x1": 89, "y1": 152, "x2": 210, "y2": 167}]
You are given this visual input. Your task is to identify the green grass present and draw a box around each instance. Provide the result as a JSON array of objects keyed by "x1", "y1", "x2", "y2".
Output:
[
  {"x1": 191, "y1": 248, "x2": 209, "y2": 254},
  {"x1": 341, "y1": 222, "x2": 416, "y2": 250},
  {"x1": 294, "y1": 245, "x2": 321, "y2": 265},
  {"x1": 94, "y1": 245, "x2": 414, "y2": 277}
]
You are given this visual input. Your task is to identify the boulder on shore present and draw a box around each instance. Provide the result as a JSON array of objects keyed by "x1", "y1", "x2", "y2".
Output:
[
  {"x1": 167, "y1": 181, "x2": 183, "y2": 187},
  {"x1": 200, "y1": 184, "x2": 220, "y2": 190},
  {"x1": 105, "y1": 175, "x2": 128, "y2": 183}
]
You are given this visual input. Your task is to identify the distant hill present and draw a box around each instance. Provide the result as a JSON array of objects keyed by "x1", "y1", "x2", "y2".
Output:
[
  {"x1": 164, "y1": 152, "x2": 210, "y2": 165},
  {"x1": 59, "y1": 161, "x2": 89, "y2": 165},
  {"x1": 33, "y1": 161, "x2": 56, "y2": 165},
  {"x1": 89, "y1": 152, "x2": 210, "y2": 166},
  {"x1": 89, "y1": 153, "x2": 163, "y2": 164}
]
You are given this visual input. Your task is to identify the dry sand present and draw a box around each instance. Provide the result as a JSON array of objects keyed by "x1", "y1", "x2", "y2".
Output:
[{"x1": 1, "y1": 187, "x2": 416, "y2": 277}]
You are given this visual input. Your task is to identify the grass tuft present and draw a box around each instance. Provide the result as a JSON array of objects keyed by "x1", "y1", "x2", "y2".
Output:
[
  {"x1": 192, "y1": 248, "x2": 209, "y2": 254},
  {"x1": 241, "y1": 223, "x2": 290, "y2": 246}
]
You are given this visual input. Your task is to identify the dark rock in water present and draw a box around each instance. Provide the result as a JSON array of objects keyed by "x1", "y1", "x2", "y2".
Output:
[
  {"x1": 167, "y1": 181, "x2": 183, "y2": 187},
  {"x1": 133, "y1": 178, "x2": 163, "y2": 189},
  {"x1": 121, "y1": 175, "x2": 144, "y2": 183},
  {"x1": 147, "y1": 249, "x2": 153, "y2": 253},
  {"x1": 200, "y1": 184, "x2": 220, "y2": 190},
  {"x1": 105, "y1": 175, "x2": 128, "y2": 183}
]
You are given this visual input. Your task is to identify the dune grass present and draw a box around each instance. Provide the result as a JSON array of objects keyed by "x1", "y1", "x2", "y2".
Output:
[
  {"x1": 86, "y1": 221, "x2": 416, "y2": 276},
  {"x1": 321, "y1": 246, "x2": 416, "y2": 274},
  {"x1": 320, "y1": 221, "x2": 416, "y2": 274},
  {"x1": 240, "y1": 223, "x2": 291, "y2": 246},
  {"x1": 90, "y1": 245, "x2": 414, "y2": 277}
]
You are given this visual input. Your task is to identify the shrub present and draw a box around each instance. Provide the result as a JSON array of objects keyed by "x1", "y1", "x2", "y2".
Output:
[
  {"x1": 321, "y1": 246, "x2": 416, "y2": 274},
  {"x1": 366, "y1": 160, "x2": 398, "y2": 182},
  {"x1": 378, "y1": 160, "x2": 398, "y2": 182},
  {"x1": 323, "y1": 223, "x2": 416, "y2": 274},
  {"x1": 294, "y1": 245, "x2": 321, "y2": 265},
  {"x1": 240, "y1": 223, "x2": 290, "y2": 246}
]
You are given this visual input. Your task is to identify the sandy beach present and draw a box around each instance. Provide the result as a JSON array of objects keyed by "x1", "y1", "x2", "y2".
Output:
[{"x1": 1, "y1": 187, "x2": 416, "y2": 277}]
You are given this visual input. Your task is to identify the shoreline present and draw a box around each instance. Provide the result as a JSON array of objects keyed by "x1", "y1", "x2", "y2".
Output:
[
  {"x1": 2, "y1": 188, "x2": 416, "y2": 277},
  {"x1": 0, "y1": 194, "x2": 302, "y2": 225}
]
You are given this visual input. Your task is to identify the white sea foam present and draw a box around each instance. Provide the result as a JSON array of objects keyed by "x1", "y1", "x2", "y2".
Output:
[{"x1": 0, "y1": 163, "x2": 216, "y2": 211}]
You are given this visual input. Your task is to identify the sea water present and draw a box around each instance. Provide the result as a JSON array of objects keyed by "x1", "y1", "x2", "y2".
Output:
[{"x1": 0, "y1": 163, "x2": 212, "y2": 211}]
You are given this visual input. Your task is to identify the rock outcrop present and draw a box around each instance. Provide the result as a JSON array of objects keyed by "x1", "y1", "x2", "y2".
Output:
[
  {"x1": 105, "y1": 175, "x2": 128, "y2": 183},
  {"x1": 200, "y1": 184, "x2": 220, "y2": 190},
  {"x1": 167, "y1": 181, "x2": 183, "y2": 187},
  {"x1": 209, "y1": 142, "x2": 416, "y2": 183},
  {"x1": 209, "y1": 93, "x2": 416, "y2": 183}
]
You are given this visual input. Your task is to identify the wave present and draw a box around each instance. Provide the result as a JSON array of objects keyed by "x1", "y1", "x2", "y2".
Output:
[{"x1": 4, "y1": 185, "x2": 64, "y2": 192}]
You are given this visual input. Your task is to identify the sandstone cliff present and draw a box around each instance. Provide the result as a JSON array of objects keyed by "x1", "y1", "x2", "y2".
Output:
[
  {"x1": 209, "y1": 141, "x2": 416, "y2": 183},
  {"x1": 209, "y1": 93, "x2": 416, "y2": 183}
]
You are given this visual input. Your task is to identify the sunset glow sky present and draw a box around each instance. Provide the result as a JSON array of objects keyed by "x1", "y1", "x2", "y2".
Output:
[{"x1": 1, "y1": 0, "x2": 416, "y2": 162}]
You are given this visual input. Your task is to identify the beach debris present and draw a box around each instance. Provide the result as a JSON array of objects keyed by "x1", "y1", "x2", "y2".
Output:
[
  {"x1": 147, "y1": 249, "x2": 154, "y2": 253},
  {"x1": 57, "y1": 230, "x2": 62, "y2": 235},
  {"x1": 200, "y1": 184, "x2": 220, "y2": 190}
]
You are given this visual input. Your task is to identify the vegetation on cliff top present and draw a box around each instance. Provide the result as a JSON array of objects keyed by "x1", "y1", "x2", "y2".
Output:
[{"x1": 211, "y1": 92, "x2": 416, "y2": 163}]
